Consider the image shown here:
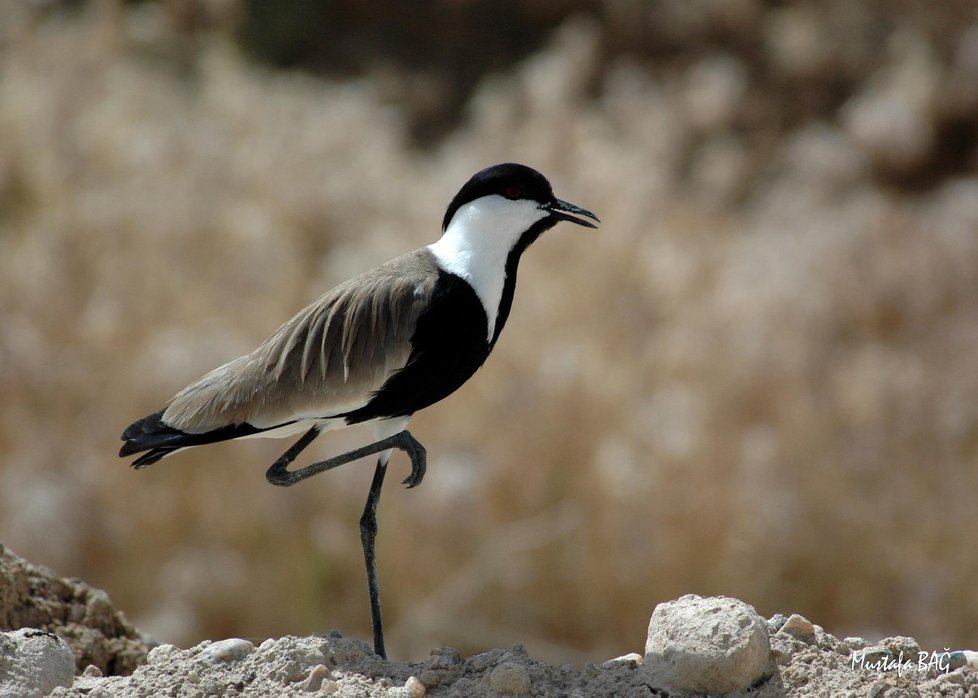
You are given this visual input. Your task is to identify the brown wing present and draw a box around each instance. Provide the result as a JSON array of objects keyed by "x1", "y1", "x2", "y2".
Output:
[{"x1": 161, "y1": 250, "x2": 439, "y2": 433}]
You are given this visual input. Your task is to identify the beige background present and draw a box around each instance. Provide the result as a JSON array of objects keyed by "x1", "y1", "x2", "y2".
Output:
[{"x1": 1, "y1": 0, "x2": 977, "y2": 662}]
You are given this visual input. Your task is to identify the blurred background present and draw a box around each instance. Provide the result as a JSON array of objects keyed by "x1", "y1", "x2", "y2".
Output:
[{"x1": 2, "y1": 0, "x2": 977, "y2": 664}]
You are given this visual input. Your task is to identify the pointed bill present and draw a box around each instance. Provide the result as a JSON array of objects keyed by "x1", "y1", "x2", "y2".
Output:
[{"x1": 547, "y1": 199, "x2": 600, "y2": 228}]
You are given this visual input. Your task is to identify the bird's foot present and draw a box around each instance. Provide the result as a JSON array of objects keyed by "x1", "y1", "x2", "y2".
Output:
[{"x1": 397, "y1": 430, "x2": 427, "y2": 488}]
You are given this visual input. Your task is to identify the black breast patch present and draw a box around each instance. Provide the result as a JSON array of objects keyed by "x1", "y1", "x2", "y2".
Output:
[{"x1": 344, "y1": 269, "x2": 492, "y2": 423}]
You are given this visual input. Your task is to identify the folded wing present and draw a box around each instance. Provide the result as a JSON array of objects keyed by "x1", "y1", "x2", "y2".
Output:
[{"x1": 145, "y1": 250, "x2": 439, "y2": 439}]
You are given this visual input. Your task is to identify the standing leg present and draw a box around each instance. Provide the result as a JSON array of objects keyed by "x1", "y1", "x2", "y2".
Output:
[
  {"x1": 264, "y1": 418, "x2": 424, "y2": 659},
  {"x1": 360, "y1": 457, "x2": 388, "y2": 658}
]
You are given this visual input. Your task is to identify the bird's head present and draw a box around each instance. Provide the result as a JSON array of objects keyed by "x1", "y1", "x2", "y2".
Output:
[
  {"x1": 429, "y1": 163, "x2": 600, "y2": 344},
  {"x1": 440, "y1": 163, "x2": 600, "y2": 243}
]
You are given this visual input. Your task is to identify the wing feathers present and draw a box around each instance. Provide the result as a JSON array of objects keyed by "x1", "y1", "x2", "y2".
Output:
[{"x1": 161, "y1": 250, "x2": 439, "y2": 434}]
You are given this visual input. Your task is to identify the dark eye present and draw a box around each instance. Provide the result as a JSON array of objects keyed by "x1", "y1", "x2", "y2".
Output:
[{"x1": 504, "y1": 185, "x2": 524, "y2": 200}]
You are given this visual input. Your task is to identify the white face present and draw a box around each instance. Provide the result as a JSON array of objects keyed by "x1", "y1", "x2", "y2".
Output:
[
  {"x1": 428, "y1": 194, "x2": 550, "y2": 341},
  {"x1": 445, "y1": 194, "x2": 549, "y2": 243}
]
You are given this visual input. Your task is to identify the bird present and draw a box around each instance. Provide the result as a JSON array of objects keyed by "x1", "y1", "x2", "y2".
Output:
[{"x1": 119, "y1": 162, "x2": 599, "y2": 659}]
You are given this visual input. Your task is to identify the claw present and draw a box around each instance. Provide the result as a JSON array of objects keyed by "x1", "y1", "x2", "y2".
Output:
[{"x1": 400, "y1": 436, "x2": 427, "y2": 488}]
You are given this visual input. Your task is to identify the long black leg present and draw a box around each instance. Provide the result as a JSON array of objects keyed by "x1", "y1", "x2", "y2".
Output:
[
  {"x1": 264, "y1": 426, "x2": 428, "y2": 659},
  {"x1": 360, "y1": 458, "x2": 388, "y2": 658},
  {"x1": 265, "y1": 428, "x2": 426, "y2": 488}
]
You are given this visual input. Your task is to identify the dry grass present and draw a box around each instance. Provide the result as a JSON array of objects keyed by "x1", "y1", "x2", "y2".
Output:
[{"x1": 1, "y1": 3, "x2": 977, "y2": 662}]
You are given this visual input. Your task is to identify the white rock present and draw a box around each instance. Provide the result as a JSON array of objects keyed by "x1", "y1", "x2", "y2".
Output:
[
  {"x1": 405, "y1": 675, "x2": 426, "y2": 697},
  {"x1": 0, "y1": 628, "x2": 75, "y2": 698},
  {"x1": 644, "y1": 594, "x2": 772, "y2": 694},
  {"x1": 201, "y1": 637, "x2": 255, "y2": 662}
]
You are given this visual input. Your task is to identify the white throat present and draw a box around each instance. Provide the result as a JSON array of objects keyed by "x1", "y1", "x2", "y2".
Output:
[{"x1": 427, "y1": 195, "x2": 548, "y2": 341}]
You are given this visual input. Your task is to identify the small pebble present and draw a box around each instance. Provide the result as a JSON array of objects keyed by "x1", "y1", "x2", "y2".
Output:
[
  {"x1": 146, "y1": 643, "x2": 180, "y2": 665},
  {"x1": 489, "y1": 661, "x2": 531, "y2": 695},
  {"x1": 405, "y1": 675, "x2": 426, "y2": 697},
  {"x1": 202, "y1": 638, "x2": 255, "y2": 663},
  {"x1": 305, "y1": 664, "x2": 332, "y2": 692},
  {"x1": 841, "y1": 636, "x2": 870, "y2": 652},
  {"x1": 387, "y1": 685, "x2": 424, "y2": 698},
  {"x1": 778, "y1": 613, "x2": 816, "y2": 644},
  {"x1": 601, "y1": 653, "x2": 643, "y2": 669}
]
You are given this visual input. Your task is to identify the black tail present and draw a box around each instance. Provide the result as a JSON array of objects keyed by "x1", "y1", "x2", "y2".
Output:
[{"x1": 119, "y1": 409, "x2": 264, "y2": 468}]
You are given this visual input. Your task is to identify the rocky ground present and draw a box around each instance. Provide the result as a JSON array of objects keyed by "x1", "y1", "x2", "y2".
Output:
[
  {"x1": 2, "y1": 546, "x2": 977, "y2": 697},
  {"x1": 0, "y1": 545, "x2": 150, "y2": 678}
]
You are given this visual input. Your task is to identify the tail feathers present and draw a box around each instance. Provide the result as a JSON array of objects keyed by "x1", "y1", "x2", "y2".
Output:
[
  {"x1": 131, "y1": 446, "x2": 182, "y2": 469},
  {"x1": 120, "y1": 409, "x2": 175, "y2": 455},
  {"x1": 119, "y1": 408, "x2": 264, "y2": 468}
]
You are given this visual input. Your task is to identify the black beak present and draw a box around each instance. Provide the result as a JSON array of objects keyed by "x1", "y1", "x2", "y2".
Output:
[{"x1": 547, "y1": 199, "x2": 600, "y2": 229}]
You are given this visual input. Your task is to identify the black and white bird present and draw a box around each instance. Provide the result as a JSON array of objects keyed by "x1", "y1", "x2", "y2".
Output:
[{"x1": 119, "y1": 163, "x2": 599, "y2": 658}]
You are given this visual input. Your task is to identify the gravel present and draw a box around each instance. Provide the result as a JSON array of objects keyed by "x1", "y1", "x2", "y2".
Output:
[
  {"x1": 0, "y1": 545, "x2": 151, "y2": 676},
  {"x1": 4, "y1": 547, "x2": 978, "y2": 696}
]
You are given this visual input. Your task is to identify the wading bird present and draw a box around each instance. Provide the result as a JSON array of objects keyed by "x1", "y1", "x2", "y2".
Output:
[{"x1": 120, "y1": 163, "x2": 599, "y2": 658}]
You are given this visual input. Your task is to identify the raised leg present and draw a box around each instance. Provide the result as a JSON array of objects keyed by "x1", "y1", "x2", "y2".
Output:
[
  {"x1": 265, "y1": 428, "x2": 427, "y2": 488},
  {"x1": 263, "y1": 426, "x2": 321, "y2": 482},
  {"x1": 360, "y1": 458, "x2": 388, "y2": 658}
]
